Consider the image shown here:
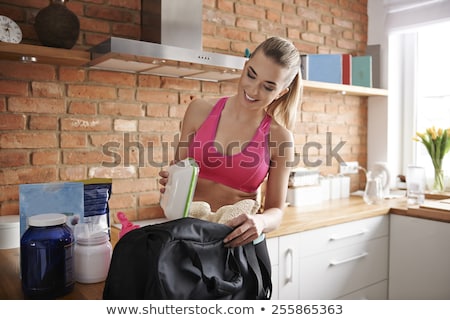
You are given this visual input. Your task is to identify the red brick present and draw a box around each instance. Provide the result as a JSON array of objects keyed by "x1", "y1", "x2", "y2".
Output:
[
  {"x1": 117, "y1": 88, "x2": 136, "y2": 101},
  {"x1": 89, "y1": 70, "x2": 137, "y2": 87},
  {"x1": 0, "y1": 98, "x2": 6, "y2": 112},
  {"x1": 0, "y1": 132, "x2": 58, "y2": 149},
  {"x1": 59, "y1": 166, "x2": 87, "y2": 181},
  {"x1": 136, "y1": 89, "x2": 179, "y2": 104},
  {"x1": 0, "y1": 167, "x2": 57, "y2": 185},
  {"x1": 31, "y1": 82, "x2": 64, "y2": 98},
  {"x1": 108, "y1": 0, "x2": 140, "y2": 10},
  {"x1": 89, "y1": 133, "x2": 129, "y2": 147},
  {"x1": 61, "y1": 117, "x2": 112, "y2": 132},
  {"x1": 0, "y1": 114, "x2": 26, "y2": 130},
  {"x1": 111, "y1": 23, "x2": 140, "y2": 39},
  {"x1": 0, "y1": 185, "x2": 19, "y2": 202},
  {"x1": 78, "y1": 16, "x2": 111, "y2": 34},
  {"x1": 8, "y1": 97, "x2": 65, "y2": 114},
  {"x1": 59, "y1": 67, "x2": 87, "y2": 82},
  {"x1": 112, "y1": 178, "x2": 154, "y2": 194},
  {"x1": 0, "y1": 61, "x2": 56, "y2": 81},
  {"x1": 62, "y1": 150, "x2": 108, "y2": 165},
  {"x1": 60, "y1": 133, "x2": 87, "y2": 148},
  {"x1": 114, "y1": 119, "x2": 137, "y2": 132},
  {"x1": 88, "y1": 166, "x2": 137, "y2": 179},
  {"x1": 31, "y1": 150, "x2": 60, "y2": 165},
  {"x1": 1, "y1": 201, "x2": 19, "y2": 215},
  {"x1": 29, "y1": 115, "x2": 59, "y2": 130},
  {"x1": 0, "y1": 80, "x2": 29, "y2": 96},
  {"x1": 0, "y1": 150, "x2": 29, "y2": 168},
  {"x1": 139, "y1": 191, "x2": 160, "y2": 207},
  {"x1": 67, "y1": 85, "x2": 117, "y2": 100},
  {"x1": 137, "y1": 206, "x2": 164, "y2": 221},
  {"x1": 138, "y1": 119, "x2": 180, "y2": 133},
  {"x1": 99, "y1": 101, "x2": 144, "y2": 117},
  {"x1": 85, "y1": 5, "x2": 135, "y2": 22},
  {"x1": 108, "y1": 193, "x2": 137, "y2": 210},
  {"x1": 160, "y1": 78, "x2": 201, "y2": 91},
  {"x1": 138, "y1": 75, "x2": 161, "y2": 88},
  {"x1": 68, "y1": 101, "x2": 97, "y2": 115},
  {"x1": 147, "y1": 104, "x2": 169, "y2": 118}
]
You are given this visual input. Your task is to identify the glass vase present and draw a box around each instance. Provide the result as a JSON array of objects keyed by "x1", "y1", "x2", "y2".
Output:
[{"x1": 432, "y1": 168, "x2": 445, "y2": 193}]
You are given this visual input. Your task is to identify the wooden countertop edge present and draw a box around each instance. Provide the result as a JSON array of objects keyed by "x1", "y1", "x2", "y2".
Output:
[
  {"x1": 268, "y1": 197, "x2": 450, "y2": 238},
  {"x1": 389, "y1": 205, "x2": 450, "y2": 223}
]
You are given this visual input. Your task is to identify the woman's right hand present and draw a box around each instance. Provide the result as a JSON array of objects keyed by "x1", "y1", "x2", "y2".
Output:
[{"x1": 158, "y1": 168, "x2": 169, "y2": 194}]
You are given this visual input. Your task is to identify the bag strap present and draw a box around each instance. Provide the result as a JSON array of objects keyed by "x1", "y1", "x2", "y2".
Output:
[{"x1": 243, "y1": 242, "x2": 272, "y2": 299}]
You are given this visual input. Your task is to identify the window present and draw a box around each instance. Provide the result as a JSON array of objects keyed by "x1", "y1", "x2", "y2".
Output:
[
  {"x1": 416, "y1": 20, "x2": 450, "y2": 181},
  {"x1": 389, "y1": 19, "x2": 450, "y2": 190}
]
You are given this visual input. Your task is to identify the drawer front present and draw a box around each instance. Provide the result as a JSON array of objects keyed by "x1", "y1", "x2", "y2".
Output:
[
  {"x1": 299, "y1": 215, "x2": 389, "y2": 257},
  {"x1": 337, "y1": 280, "x2": 388, "y2": 300},
  {"x1": 299, "y1": 237, "x2": 389, "y2": 300}
]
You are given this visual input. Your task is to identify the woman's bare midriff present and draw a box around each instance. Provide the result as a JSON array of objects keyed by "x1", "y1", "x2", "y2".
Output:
[{"x1": 193, "y1": 178, "x2": 257, "y2": 212}]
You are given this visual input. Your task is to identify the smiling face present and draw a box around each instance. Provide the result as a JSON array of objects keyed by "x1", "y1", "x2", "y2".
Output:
[{"x1": 237, "y1": 50, "x2": 290, "y2": 110}]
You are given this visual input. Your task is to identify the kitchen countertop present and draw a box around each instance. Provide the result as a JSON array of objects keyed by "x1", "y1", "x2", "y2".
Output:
[{"x1": 1, "y1": 195, "x2": 449, "y2": 300}]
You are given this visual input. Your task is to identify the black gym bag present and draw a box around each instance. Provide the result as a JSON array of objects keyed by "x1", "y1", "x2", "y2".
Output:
[{"x1": 103, "y1": 217, "x2": 272, "y2": 300}]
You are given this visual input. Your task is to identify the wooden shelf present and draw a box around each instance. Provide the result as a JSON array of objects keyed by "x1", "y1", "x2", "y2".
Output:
[
  {"x1": 0, "y1": 43, "x2": 388, "y2": 97},
  {"x1": 303, "y1": 80, "x2": 388, "y2": 97},
  {"x1": 0, "y1": 43, "x2": 90, "y2": 67}
]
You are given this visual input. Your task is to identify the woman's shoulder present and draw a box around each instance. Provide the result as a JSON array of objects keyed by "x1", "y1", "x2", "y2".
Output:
[
  {"x1": 268, "y1": 117, "x2": 294, "y2": 143},
  {"x1": 186, "y1": 97, "x2": 221, "y2": 117}
]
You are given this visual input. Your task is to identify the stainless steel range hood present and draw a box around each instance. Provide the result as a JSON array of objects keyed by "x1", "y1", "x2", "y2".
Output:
[{"x1": 89, "y1": 0, "x2": 247, "y2": 82}]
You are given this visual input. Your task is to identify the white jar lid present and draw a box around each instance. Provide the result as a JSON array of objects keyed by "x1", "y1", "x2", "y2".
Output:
[
  {"x1": 28, "y1": 213, "x2": 67, "y2": 227},
  {"x1": 0, "y1": 215, "x2": 19, "y2": 230}
]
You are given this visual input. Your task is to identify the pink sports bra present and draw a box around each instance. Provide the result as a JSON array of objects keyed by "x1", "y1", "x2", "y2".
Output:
[{"x1": 188, "y1": 97, "x2": 272, "y2": 193}]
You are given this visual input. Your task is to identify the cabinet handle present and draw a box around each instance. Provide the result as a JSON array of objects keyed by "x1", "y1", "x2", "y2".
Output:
[
  {"x1": 329, "y1": 252, "x2": 368, "y2": 266},
  {"x1": 284, "y1": 248, "x2": 293, "y2": 284},
  {"x1": 329, "y1": 228, "x2": 368, "y2": 241}
]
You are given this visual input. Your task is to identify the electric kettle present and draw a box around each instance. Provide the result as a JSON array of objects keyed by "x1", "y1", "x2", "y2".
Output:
[{"x1": 371, "y1": 162, "x2": 391, "y2": 197}]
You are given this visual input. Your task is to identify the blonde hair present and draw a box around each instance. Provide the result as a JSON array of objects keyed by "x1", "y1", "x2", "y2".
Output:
[{"x1": 251, "y1": 37, "x2": 303, "y2": 132}]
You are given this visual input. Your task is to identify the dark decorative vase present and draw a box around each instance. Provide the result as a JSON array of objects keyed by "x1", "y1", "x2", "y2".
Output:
[{"x1": 35, "y1": 0, "x2": 80, "y2": 49}]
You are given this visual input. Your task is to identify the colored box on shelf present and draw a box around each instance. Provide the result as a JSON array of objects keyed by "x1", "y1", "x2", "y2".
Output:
[
  {"x1": 352, "y1": 55, "x2": 373, "y2": 87},
  {"x1": 305, "y1": 54, "x2": 343, "y2": 84}
]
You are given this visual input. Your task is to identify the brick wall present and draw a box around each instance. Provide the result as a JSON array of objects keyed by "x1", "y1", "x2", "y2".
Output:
[{"x1": 0, "y1": 0, "x2": 368, "y2": 221}]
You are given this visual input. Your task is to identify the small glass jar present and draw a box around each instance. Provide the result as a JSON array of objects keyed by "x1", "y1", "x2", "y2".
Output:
[
  {"x1": 20, "y1": 213, "x2": 75, "y2": 299},
  {"x1": 74, "y1": 231, "x2": 112, "y2": 283}
]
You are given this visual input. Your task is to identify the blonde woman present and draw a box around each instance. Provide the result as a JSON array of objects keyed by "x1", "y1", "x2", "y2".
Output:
[{"x1": 160, "y1": 36, "x2": 302, "y2": 248}]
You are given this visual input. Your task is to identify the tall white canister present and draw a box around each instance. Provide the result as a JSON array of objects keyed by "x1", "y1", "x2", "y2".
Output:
[{"x1": 74, "y1": 230, "x2": 112, "y2": 284}]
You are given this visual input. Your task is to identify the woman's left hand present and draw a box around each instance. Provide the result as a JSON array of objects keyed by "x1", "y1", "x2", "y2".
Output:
[{"x1": 223, "y1": 214, "x2": 265, "y2": 247}]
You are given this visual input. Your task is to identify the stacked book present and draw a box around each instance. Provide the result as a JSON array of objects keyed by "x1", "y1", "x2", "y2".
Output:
[{"x1": 301, "y1": 53, "x2": 373, "y2": 87}]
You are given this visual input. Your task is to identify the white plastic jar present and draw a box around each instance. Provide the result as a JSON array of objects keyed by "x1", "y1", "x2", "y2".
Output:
[{"x1": 74, "y1": 232, "x2": 112, "y2": 284}]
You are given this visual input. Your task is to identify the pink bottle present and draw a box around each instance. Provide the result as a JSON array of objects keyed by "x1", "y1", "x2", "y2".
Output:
[{"x1": 117, "y1": 212, "x2": 139, "y2": 239}]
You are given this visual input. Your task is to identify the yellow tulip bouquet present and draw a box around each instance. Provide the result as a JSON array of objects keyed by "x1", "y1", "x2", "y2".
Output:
[{"x1": 413, "y1": 126, "x2": 450, "y2": 192}]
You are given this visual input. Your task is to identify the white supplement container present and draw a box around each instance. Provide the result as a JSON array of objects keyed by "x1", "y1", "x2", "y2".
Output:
[
  {"x1": 74, "y1": 232, "x2": 112, "y2": 283},
  {"x1": 0, "y1": 215, "x2": 20, "y2": 249}
]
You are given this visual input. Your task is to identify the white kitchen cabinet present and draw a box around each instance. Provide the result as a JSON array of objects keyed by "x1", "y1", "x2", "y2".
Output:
[
  {"x1": 277, "y1": 233, "x2": 301, "y2": 299},
  {"x1": 337, "y1": 280, "x2": 388, "y2": 300},
  {"x1": 389, "y1": 214, "x2": 450, "y2": 299},
  {"x1": 299, "y1": 236, "x2": 388, "y2": 299},
  {"x1": 298, "y1": 215, "x2": 389, "y2": 300},
  {"x1": 272, "y1": 215, "x2": 389, "y2": 300}
]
